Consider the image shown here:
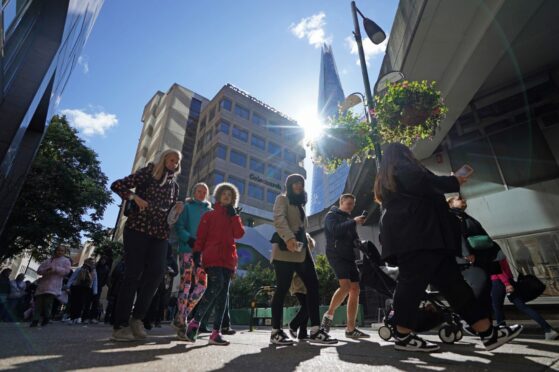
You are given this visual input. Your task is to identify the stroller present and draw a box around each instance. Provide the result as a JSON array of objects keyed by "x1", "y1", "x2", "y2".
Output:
[{"x1": 357, "y1": 241, "x2": 487, "y2": 344}]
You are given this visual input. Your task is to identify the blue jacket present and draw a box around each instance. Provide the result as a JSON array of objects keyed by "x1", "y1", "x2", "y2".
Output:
[
  {"x1": 66, "y1": 266, "x2": 98, "y2": 295},
  {"x1": 175, "y1": 198, "x2": 212, "y2": 253}
]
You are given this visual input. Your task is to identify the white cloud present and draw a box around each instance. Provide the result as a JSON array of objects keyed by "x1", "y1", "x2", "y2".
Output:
[
  {"x1": 61, "y1": 108, "x2": 118, "y2": 136},
  {"x1": 345, "y1": 36, "x2": 388, "y2": 66},
  {"x1": 77, "y1": 56, "x2": 89, "y2": 74},
  {"x1": 289, "y1": 12, "x2": 331, "y2": 48}
]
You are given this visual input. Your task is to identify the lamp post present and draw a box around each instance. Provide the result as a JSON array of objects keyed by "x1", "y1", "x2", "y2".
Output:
[{"x1": 351, "y1": 1, "x2": 386, "y2": 166}]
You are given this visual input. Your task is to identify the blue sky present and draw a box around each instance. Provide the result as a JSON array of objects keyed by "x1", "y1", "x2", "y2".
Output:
[{"x1": 58, "y1": 0, "x2": 399, "y2": 229}]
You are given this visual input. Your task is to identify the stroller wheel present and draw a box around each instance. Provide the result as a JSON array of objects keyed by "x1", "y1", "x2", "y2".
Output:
[
  {"x1": 455, "y1": 329, "x2": 463, "y2": 342},
  {"x1": 438, "y1": 325, "x2": 457, "y2": 344},
  {"x1": 378, "y1": 326, "x2": 392, "y2": 341}
]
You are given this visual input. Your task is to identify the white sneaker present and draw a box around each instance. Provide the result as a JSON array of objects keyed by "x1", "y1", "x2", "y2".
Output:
[
  {"x1": 129, "y1": 318, "x2": 147, "y2": 339},
  {"x1": 545, "y1": 329, "x2": 558, "y2": 340}
]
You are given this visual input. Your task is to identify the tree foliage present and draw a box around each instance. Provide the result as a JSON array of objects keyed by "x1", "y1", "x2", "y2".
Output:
[{"x1": 0, "y1": 115, "x2": 112, "y2": 261}]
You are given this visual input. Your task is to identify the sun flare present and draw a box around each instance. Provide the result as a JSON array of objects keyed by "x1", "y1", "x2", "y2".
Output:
[{"x1": 294, "y1": 108, "x2": 324, "y2": 143}]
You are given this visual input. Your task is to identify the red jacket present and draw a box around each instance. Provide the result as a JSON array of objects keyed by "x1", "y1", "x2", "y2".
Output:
[{"x1": 194, "y1": 203, "x2": 245, "y2": 271}]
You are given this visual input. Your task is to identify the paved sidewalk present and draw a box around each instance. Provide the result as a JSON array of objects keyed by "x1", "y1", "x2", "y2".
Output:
[{"x1": 0, "y1": 322, "x2": 557, "y2": 371}]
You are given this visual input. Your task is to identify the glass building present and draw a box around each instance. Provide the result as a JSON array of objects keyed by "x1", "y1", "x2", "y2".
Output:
[{"x1": 310, "y1": 44, "x2": 350, "y2": 214}]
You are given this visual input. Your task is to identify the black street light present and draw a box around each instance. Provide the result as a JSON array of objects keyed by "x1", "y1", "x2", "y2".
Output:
[{"x1": 351, "y1": 1, "x2": 398, "y2": 166}]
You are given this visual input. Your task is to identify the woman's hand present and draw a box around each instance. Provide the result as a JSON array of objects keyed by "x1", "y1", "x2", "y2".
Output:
[
  {"x1": 455, "y1": 175, "x2": 469, "y2": 185},
  {"x1": 505, "y1": 285, "x2": 514, "y2": 293},
  {"x1": 174, "y1": 201, "x2": 184, "y2": 215},
  {"x1": 286, "y1": 238, "x2": 298, "y2": 252},
  {"x1": 133, "y1": 195, "x2": 149, "y2": 212}
]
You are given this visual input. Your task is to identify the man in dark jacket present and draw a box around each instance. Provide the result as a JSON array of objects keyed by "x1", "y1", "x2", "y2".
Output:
[{"x1": 321, "y1": 194, "x2": 369, "y2": 339}]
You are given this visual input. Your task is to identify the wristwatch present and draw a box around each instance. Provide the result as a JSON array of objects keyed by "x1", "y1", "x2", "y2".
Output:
[{"x1": 128, "y1": 193, "x2": 136, "y2": 201}]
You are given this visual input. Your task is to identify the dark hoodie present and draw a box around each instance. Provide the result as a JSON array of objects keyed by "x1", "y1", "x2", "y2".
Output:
[
  {"x1": 324, "y1": 206, "x2": 359, "y2": 262},
  {"x1": 193, "y1": 183, "x2": 245, "y2": 271}
]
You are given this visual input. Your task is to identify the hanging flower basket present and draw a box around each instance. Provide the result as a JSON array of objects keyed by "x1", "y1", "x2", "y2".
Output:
[
  {"x1": 374, "y1": 80, "x2": 447, "y2": 145},
  {"x1": 309, "y1": 110, "x2": 375, "y2": 173}
]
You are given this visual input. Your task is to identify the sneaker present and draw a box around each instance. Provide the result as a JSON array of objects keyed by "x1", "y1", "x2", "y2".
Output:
[
  {"x1": 129, "y1": 318, "x2": 147, "y2": 339},
  {"x1": 111, "y1": 327, "x2": 136, "y2": 342},
  {"x1": 345, "y1": 328, "x2": 370, "y2": 339},
  {"x1": 30, "y1": 320, "x2": 38, "y2": 328},
  {"x1": 186, "y1": 321, "x2": 200, "y2": 342},
  {"x1": 545, "y1": 329, "x2": 558, "y2": 340},
  {"x1": 209, "y1": 332, "x2": 230, "y2": 346},
  {"x1": 198, "y1": 326, "x2": 211, "y2": 334},
  {"x1": 482, "y1": 325, "x2": 523, "y2": 351},
  {"x1": 270, "y1": 329, "x2": 294, "y2": 345},
  {"x1": 394, "y1": 333, "x2": 440, "y2": 352},
  {"x1": 177, "y1": 327, "x2": 192, "y2": 342},
  {"x1": 221, "y1": 327, "x2": 236, "y2": 335},
  {"x1": 171, "y1": 318, "x2": 183, "y2": 330},
  {"x1": 72, "y1": 318, "x2": 82, "y2": 325},
  {"x1": 288, "y1": 327, "x2": 298, "y2": 339},
  {"x1": 320, "y1": 314, "x2": 334, "y2": 333},
  {"x1": 309, "y1": 328, "x2": 338, "y2": 344},
  {"x1": 461, "y1": 320, "x2": 476, "y2": 336}
]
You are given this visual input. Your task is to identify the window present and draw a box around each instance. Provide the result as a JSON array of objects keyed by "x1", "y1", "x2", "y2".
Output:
[
  {"x1": 209, "y1": 106, "x2": 216, "y2": 122},
  {"x1": 267, "y1": 190, "x2": 279, "y2": 204},
  {"x1": 203, "y1": 131, "x2": 212, "y2": 146},
  {"x1": 284, "y1": 149, "x2": 297, "y2": 163},
  {"x1": 250, "y1": 158, "x2": 265, "y2": 173},
  {"x1": 267, "y1": 164, "x2": 281, "y2": 181},
  {"x1": 268, "y1": 121, "x2": 282, "y2": 135},
  {"x1": 216, "y1": 144, "x2": 227, "y2": 160},
  {"x1": 252, "y1": 112, "x2": 266, "y2": 127},
  {"x1": 228, "y1": 176, "x2": 245, "y2": 195},
  {"x1": 220, "y1": 97, "x2": 232, "y2": 111},
  {"x1": 248, "y1": 183, "x2": 264, "y2": 200},
  {"x1": 235, "y1": 105, "x2": 250, "y2": 120},
  {"x1": 251, "y1": 135, "x2": 266, "y2": 151},
  {"x1": 230, "y1": 149, "x2": 247, "y2": 167},
  {"x1": 190, "y1": 98, "x2": 202, "y2": 118},
  {"x1": 210, "y1": 171, "x2": 225, "y2": 187},
  {"x1": 218, "y1": 120, "x2": 230, "y2": 134},
  {"x1": 232, "y1": 126, "x2": 249, "y2": 142},
  {"x1": 268, "y1": 142, "x2": 281, "y2": 157}
]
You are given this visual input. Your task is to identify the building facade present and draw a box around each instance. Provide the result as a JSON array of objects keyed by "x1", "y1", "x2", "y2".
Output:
[
  {"x1": 0, "y1": 0, "x2": 105, "y2": 240},
  {"x1": 310, "y1": 44, "x2": 350, "y2": 214},
  {"x1": 113, "y1": 83, "x2": 209, "y2": 242},
  {"x1": 188, "y1": 84, "x2": 306, "y2": 226}
]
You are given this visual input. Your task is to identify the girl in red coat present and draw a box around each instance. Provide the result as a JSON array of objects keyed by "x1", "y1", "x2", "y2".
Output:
[{"x1": 182, "y1": 182, "x2": 245, "y2": 345}]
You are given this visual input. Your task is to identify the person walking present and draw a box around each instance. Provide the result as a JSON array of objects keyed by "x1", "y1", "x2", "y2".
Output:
[
  {"x1": 88, "y1": 256, "x2": 110, "y2": 324},
  {"x1": 491, "y1": 258, "x2": 558, "y2": 340},
  {"x1": 374, "y1": 143, "x2": 522, "y2": 352},
  {"x1": 8, "y1": 273, "x2": 27, "y2": 321},
  {"x1": 269, "y1": 174, "x2": 337, "y2": 345},
  {"x1": 183, "y1": 182, "x2": 245, "y2": 345},
  {"x1": 322, "y1": 193, "x2": 369, "y2": 339},
  {"x1": 65, "y1": 258, "x2": 98, "y2": 324},
  {"x1": 110, "y1": 149, "x2": 184, "y2": 341},
  {"x1": 0, "y1": 268, "x2": 12, "y2": 322},
  {"x1": 172, "y1": 183, "x2": 212, "y2": 336},
  {"x1": 31, "y1": 245, "x2": 72, "y2": 327}
]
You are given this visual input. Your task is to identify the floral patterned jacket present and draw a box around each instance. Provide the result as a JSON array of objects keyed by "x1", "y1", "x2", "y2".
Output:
[{"x1": 111, "y1": 163, "x2": 179, "y2": 240}]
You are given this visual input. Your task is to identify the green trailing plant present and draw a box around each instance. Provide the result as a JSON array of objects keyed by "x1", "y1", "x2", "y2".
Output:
[
  {"x1": 309, "y1": 110, "x2": 375, "y2": 172},
  {"x1": 373, "y1": 80, "x2": 447, "y2": 146}
]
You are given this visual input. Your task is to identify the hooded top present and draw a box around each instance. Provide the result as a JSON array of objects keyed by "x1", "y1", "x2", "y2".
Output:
[
  {"x1": 193, "y1": 183, "x2": 245, "y2": 271},
  {"x1": 175, "y1": 198, "x2": 212, "y2": 253},
  {"x1": 35, "y1": 256, "x2": 72, "y2": 296},
  {"x1": 324, "y1": 206, "x2": 360, "y2": 261}
]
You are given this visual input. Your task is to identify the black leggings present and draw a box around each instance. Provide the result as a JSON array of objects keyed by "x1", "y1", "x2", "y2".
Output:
[
  {"x1": 290, "y1": 293, "x2": 308, "y2": 332},
  {"x1": 393, "y1": 250, "x2": 487, "y2": 330},
  {"x1": 271, "y1": 252, "x2": 319, "y2": 330},
  {"x1": 113, "y1": 228, "x2": 167, "y2": 329}
]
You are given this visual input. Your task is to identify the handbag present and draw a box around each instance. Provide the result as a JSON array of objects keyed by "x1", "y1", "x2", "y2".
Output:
[
  {"x1": 466, "y1": 235, "x2": 494, "y2": 250},
  {"x1": 123, "y1": 199, "x2": 138, "y2": 217},
  {"x1": 512, "y1": 273, "x2": 546, "y2": 303}
]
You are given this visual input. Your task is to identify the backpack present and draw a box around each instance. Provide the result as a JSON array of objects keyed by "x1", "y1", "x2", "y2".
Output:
[{"x1": 76, "y1": 267, "x2": 92, "y2": 288}]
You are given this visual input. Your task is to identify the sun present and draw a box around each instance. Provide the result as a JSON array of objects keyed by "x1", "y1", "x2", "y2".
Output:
[{"x1": 294, "y1": 107, "x2": 324, "y2": 143}]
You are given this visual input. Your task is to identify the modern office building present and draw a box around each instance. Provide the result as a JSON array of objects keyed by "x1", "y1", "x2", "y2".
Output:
[
  {"x1": 113, "y1": 83, "x2": 209, "y2": 242},
  {"x1": 310, "y1": 44, "x2": 350, "y2": 214},
  {"x1": 0, "y1": 0, "x2": 105, "y2": 239},
  {"x1": 188, "y1": 83, "x2": 306, "y2": 226}
]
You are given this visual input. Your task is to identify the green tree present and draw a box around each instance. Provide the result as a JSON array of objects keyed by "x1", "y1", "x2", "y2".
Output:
[
  {"x1": 314, "y1": 254, "x2": 339, "y2": 305},
  {"x1": 0, "y1": 115, "x2": 112, "y2": 261},
  {"x1": 229, "y1": 262, "x2": 275, "y2": 309}
]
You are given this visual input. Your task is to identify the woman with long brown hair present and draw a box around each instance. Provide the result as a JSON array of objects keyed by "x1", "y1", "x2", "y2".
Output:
[
  {"x1": 110, "y1": 149, "x2": 184, "y2": 341},
  {"x1": 374, "y1": 143, "x2": 522, "y2": 352}
]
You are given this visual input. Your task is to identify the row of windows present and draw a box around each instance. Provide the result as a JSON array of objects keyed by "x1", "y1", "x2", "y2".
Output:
[
  {"x1": 208, "y1": 171, "x2": 280, "y2": 204},
  {"x1": 209, "y1": 119, "x2": 300, "y2": 164},
  {"x1": 199, "y1": 96, "x2": 303, "y2": 141}
]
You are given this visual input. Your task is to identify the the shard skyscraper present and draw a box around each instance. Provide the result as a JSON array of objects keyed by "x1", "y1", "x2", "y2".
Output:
[{"x1": 310, "y1": 44, "x2": 350, "y2": 214}]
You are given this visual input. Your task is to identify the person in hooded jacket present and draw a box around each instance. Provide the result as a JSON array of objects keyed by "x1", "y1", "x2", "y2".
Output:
[
  {"x1": 172, "y1": 182, "x2": 211, "y2": 334},
  {"x1": 322, "y1": 193, "x2": 369, "y2": 339},
  {"x1": 183, "y1": 182, "x2": 245, "y2": 346},
  {"x1": 109, "y1": 149, "x2": 184, "y2": 341},
  {"x1": 374, "y1": 143, "x2": 522, "y2": 352},
  {"x1": 269, "y1": 174, "x2": 337, "y2": 345}
]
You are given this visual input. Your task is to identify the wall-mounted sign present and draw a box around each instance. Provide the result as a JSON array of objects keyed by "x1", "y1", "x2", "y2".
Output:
[{"x1": 249, "y1": 173, "x2": 282, "y2": 190}]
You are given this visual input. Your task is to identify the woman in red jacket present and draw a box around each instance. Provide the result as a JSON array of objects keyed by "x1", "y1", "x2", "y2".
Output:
[{"x1": 182, "y1": 182, "x2": 245, "y2": 345}]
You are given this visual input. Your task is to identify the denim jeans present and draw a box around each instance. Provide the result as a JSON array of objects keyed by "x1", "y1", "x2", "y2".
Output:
[
  {"x1": 192, "y1": 267, "x2": 231, "y2": 331},
  {"x1": 491, "y1": 279, "x2": 551, "y2": 332}
]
